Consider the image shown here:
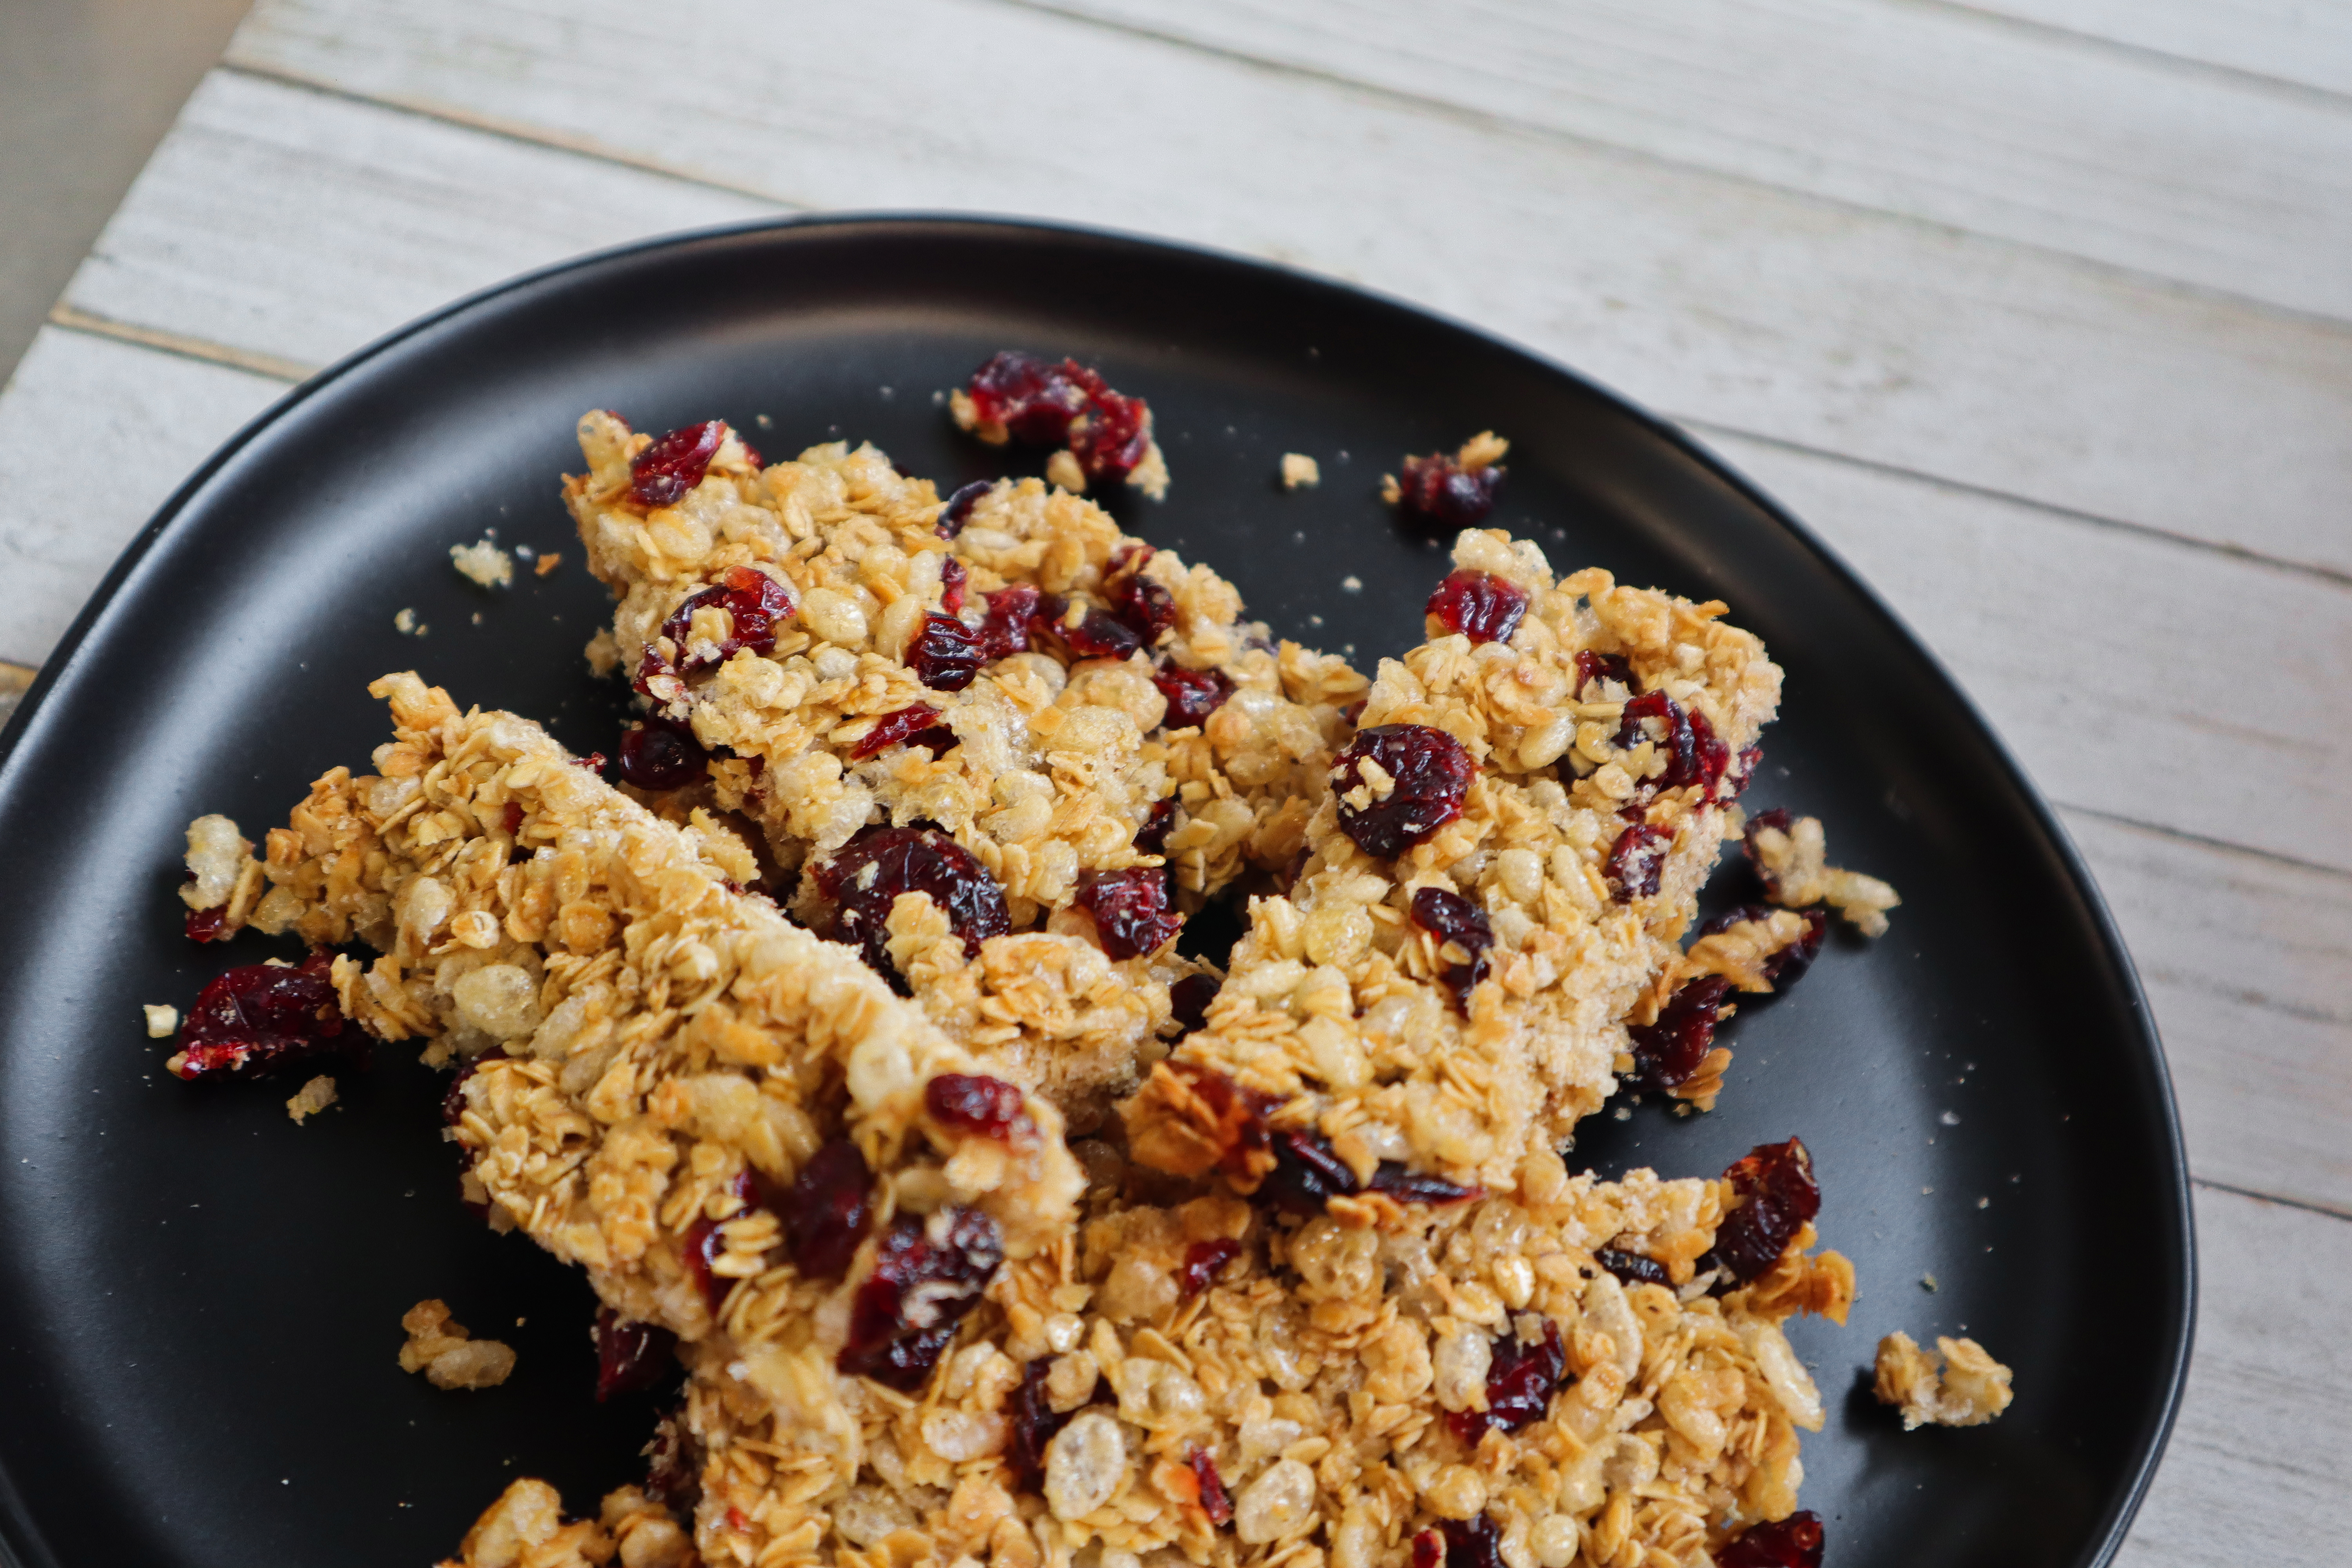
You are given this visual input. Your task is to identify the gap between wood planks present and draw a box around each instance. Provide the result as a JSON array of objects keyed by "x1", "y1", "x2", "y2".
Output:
[
  {"x1": 2192, "y1": 1175, "x2": 2352, "y2": 1225},
  {"x1": 1932, "y1": 0, "x2": 2352, "y2": 106}
]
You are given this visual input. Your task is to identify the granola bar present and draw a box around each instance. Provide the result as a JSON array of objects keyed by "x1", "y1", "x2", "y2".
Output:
[
  {"x1": 1126, "y1": 530, "x2": 1784, "y2": 1196},
  {"x1": 457, "y1": 1140, "x2": 1852, "y2": 1568},
  {"x1": 564, "y1": 416, "x2": 1363, "y2": 1125},
  {"x1": 209, "y1": 673, "x2": 1083, "y2": 1351}
]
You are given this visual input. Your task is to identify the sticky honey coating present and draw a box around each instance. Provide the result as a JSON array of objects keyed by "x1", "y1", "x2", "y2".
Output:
[
  {"x1": 564, "y1": 414, "x2": 1365, "y2": 1128},
  {"x1": 1126, "y1": 531, "x2": 1784, "y2": 1198}
]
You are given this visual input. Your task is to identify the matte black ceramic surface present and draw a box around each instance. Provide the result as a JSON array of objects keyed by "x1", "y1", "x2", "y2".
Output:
[{"x1": 0, "y1": 217, "x2": 2189, "y2": 1568}]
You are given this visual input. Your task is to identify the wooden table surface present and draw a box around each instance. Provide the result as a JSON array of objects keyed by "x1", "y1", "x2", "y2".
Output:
[{"x1": 2, "y1": 1, "x2": 2345, "y2": 1560}]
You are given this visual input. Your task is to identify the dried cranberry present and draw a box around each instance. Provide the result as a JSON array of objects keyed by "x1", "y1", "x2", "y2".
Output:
[
  {"x1": 1688, "y1": 708, "x2": 1730, "y2": 799},
  {"x1": 655, "y1": 565, "x2": 794, "y2": 677},
  {"x1": 1365, "y1": 1163, "x2": 1482, "y2": 1206},
  {"x1": 1177, "y1": 1238, "x2": 1243, "y2": 1298},
  {"x1": 1034, "y1": 594, "x2": 1143, "y2": 662},
  {"x1": 1412, "y1": 1530, "x2": 1445, "y2": 1568},
  {"x1": 1153, "y1": 661, "x2": 1235, "y2": 729},
  {"x1": 1436, "y1": 1514, "x2": 1506, "y2": 1568},
  {"x1": 1392, "y1": 453, "x2": 1501, "y2": 528},
  {"x1": 1742, "y1": 807, "x2": 1793, "y2": 898},
  {"x1": 1700, "y1": 904, "x2": 1827, "y2": 985},
  {"x1": 184, "y1": 905, "x2": 229, "y2": 943},
  {"x1": 643, "y1": 1408, "x2": 702, "y2": 1518},
  {"x1": 1595, "y1": 1247, "x2": 1672, "y2": 1287},
  {"x1": 976, "y1": 583, "x2": 1039, "y2": 662},
  {"x1": 502, "y1": 801, "x2": 525, "y2": 836},
  {"x1": 1626, "y1": 975, "x2": 1730, "y2": 1091},
  {"x1": 1189, "y1": 1448, "x2": 1233, "y2": 1526},
  {"x1": 939, "y1": 556, "x2": 968, "y2": 613},
  {"x1": 1725, "y1": 743, "x2": 1763, "y2": 800},
  {"x1": 1446, "y1": 1318, "x2": 1566, "y2": 1444},
  {"x1": 938, "y1": 480, "x2": 992, "y2": 539},
  {"x1": 1107, "y1": 546, "x2": 1178, "y2": 642},
  {"x1": 838, "y1": 1207, "x2": 1004, "y2": 1390},
  {"x1": 1408, "y1": 886, "x2": 1492, "y2": 1006},
  {"x1": 1615, "y1": 691, "x2": 1699, "y2": 802},
  {"x1": 1331, "y1": 725, "x2": 1474, "y2": 858},
  {"x1": 1425, "y1": 569, "x2": 1527, "y2": 645},
  {"x1": 1170, "y1": 974, "x2": 1220, "y2": 1035},
  {"x1": 169, "y1": 951, "x2": 353, "y2": 1080},
  {"x1": 852, "y1": 704, "x2": 946, "y2": 760},
  {"x1": 618, "y1": 714, "x2": 708, "y2": 790},
  {"x1": 1574, "y1": 650, "x2": 1634, "y2": 693},
  {"x1": 964, "y1": 352, "x2": 1153, "y2": 485},
  {"x1": 907, "y1": 612, "x2": 986, "y2": 691},
  {"x1": 1135, "y1": 797, "x2": 1179, "y2": 856},
  {"x1": 594, "y1": 1307, "x2": 677, "y2": 1401},
  {"x1": 441, "y1": 1045, "x2": 505, "y2": 1128},
  {"x1": 1076, "y1": 868, "x2": 1185, "y2": 960},
  {"x1": 1255, "y1": 1130, "x2": 1359, "y2": 1216},
  {"x1": 1717, "y1": 1513, "x2": 1824, "y2": 1568},
  {"x1": 784, "y1": 1138, "x2": 872, "y2": 1281},
  {"x1": 630, "y1": 420, "x2": 725, "y2": 507},
  {"x1": 1006, "y1": 1359, "x2": 1112, "y2": 1490},
  {"x1": 680, "y1": 1170, "x2": 755, "y2": 1314},
  {"x1": 926, "y1": 1073, "x2": 1027, "y2": 1139},
  {"x1": 815, "y1": 825, "x2": 1011, "y2": 983},
  {"x1": 1707, "y1": 1138, "x2": 1821, "y2": 1283},
  {"x1": 1605, "y1": 821, "x2": 1672, "y2": 901}
]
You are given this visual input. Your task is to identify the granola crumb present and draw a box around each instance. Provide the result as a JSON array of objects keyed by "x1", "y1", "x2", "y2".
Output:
[
  {"x1": 1279, "y1": 452, "x2": 1321, "y2": 489},
  {"x1": 1746, "y1": 809, "x2": 1900, "y2": 935},
  {"x1": 394, "y1": 607, "x2": 426, "y2": 636},
  {"x1": 399, "y1": 1299, "x2": 516, "y2": 1390},
  {"x1": 285, "y1": 1074, "x2": 337, "y2": 1123},
  {"x1": 1921, "y1": 1272, "x2": 1939, "y2": 1291},
  {"x1": 1341, "y1": 573, "x2": 1362, "y2": 591},
  {"x1": 1044, "y1": 448, "x2": 1087, "y2": 493},
  {"x1": 449, "y1": 538, "x2": 514, "y2": 590},
  {"x1": 143, "y1": 1004, "x2": 178, "y2": 1038},
  {"x1": 1874, "y1": 1331, "x2": 2014, "y2": 1428},
  {"x1": 533, "y1": 552, "x2": 562, "y2": 577}
]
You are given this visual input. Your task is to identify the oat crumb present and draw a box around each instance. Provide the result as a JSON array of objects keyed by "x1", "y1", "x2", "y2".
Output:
[
  {"x1": 449, "y1": 538, "x2": 514, "y2": 590},
  {"x1": 399, "y1": 1299, "x2": 516, "y2": 1390},
  {"x1": 1341, "y1": 575, "x2": 1363, "y2": 592},
  {"x1": 534, "y1": 552, "x2": 562, "y2": 577},
  {"x1": 143, "y1": 1004, "x2": 179, "y2": 1038},
  {"x1": 1874, "y1": 1331, "x2": 2014, "y2": 1428},
  {"x1": 285, "y1": 1074, "x2": 337, "y2": 1123},
  {"x1": 1279, "y1": 453, "x2": 1320, "y2": 489},
  {"x1": 1920, "y1": 1272, "x2": 1938, "y2": 1291},
  {"x1": 1045, "y1": 450, "x2": 1087, "y2": 493},
  {"x1": 394, "y1": 607, "x2": 426, "y2": 637}
]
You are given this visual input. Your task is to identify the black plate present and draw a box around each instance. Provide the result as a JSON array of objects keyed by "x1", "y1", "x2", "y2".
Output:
[{"x1": 0, "y1": 217, "x2": 2190, "y2": 1568}]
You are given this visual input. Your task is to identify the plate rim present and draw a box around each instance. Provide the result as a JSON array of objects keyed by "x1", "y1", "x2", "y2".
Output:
[{"x1": 0, "y1": 211, "x2": 2196, "y2": 1568}]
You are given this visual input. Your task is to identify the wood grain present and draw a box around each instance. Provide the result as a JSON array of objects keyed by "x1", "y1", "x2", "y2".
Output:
[
  {"x1": 0, "y1": 326, "x2": 283, "y2": 665},
  {"x1": 222, "y1": 0, "x2": 2352, "y2": 581},
  {"x1": 66, "y1": 70, "x2": 779, "y2": 377},
  {"x1": 1967, "y1": 0, "x2": 2352, "y2": 100},
  {"x1": 2114, "y1": 1183, "x2": 2352, "y2": 1567},
  {"x1": 1031, "y1": 0, "x2": 2352, "y2": 321}
]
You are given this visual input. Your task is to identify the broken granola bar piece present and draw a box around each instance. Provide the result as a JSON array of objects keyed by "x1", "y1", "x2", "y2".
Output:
[
  {"x1": 564, "y1": 419, "x2": 1364, "y2": 1126},
  {"x1": 398, "y1": 1298, "x2": 516, "y2": 1391},
  {"x1": 1873, "y1": 1330, "x2": 2015, "y2": 1429},
  {"x1": 949, "y1": 350, "x2": 1170, "y2": 500},
  {"x1": 1743, "y1": 807, "x2": 1900, "y2": 936},
  {"x1": 1128, "y1": 528, "x2": 1784, "y2": 1195},
  {"x1": 193, "y1": 675, "x2": 1083, "y2": 1357}
]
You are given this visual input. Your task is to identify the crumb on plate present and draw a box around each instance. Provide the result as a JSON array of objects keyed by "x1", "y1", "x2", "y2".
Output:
[
  {"x1": 143, "y1": 1003, "x2": 178, "y2": 1038},
  {"x1": 399, "y1": 1299, "x2": 517, "y2": 1390},
  {"x1": 285, "y1": 1074, "x2": 337, "y2": 1123},
  {"x1": 533, "y1": 552, "x2": 562, "y2": 577},
  {"x1": 450, "y1": 539, "x2": 514, "y2": 590},
  {"x1": 394, "y1": 607, "x2": 426, "y2": 636},
  {"x1": 1279, "y1": 452, "x2": 1320, "y2": 489},
  {"x1": 1874, "y1": 1330, "x2": 2013, "y2": 1428}
]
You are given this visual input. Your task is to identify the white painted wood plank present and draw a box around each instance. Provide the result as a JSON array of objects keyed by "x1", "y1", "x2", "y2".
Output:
[
  {"x1": 2113, "y1": 1185, "x2": 2352, "y2": 1568},
  {"x1": 2060, "y1": 811, "x2": 2352, "y2": 1216},
  {"x1": 1707, "y1": 430, "x2": 2352, "y2": 875},
  {"x1": 1970, "y1": 0, "x2": 2352, "y2": 102},
  {"x1": 0, "y1": 329, "x2": 284, "y2": 666},
  {"x1": 1040, "y1": 0, "x2": 2352, "y2": 324},
  {"x1": 223, "y1": 0, "x2": 2352, "y2": 581},
  {"x1": 68, "y1": 70, "x2": 780, "y2": 376}
]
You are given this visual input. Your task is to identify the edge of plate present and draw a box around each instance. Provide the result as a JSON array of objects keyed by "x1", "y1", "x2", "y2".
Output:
[{"x1": 0, "y1": 211, "x2": 2196, "y2": 1568}]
